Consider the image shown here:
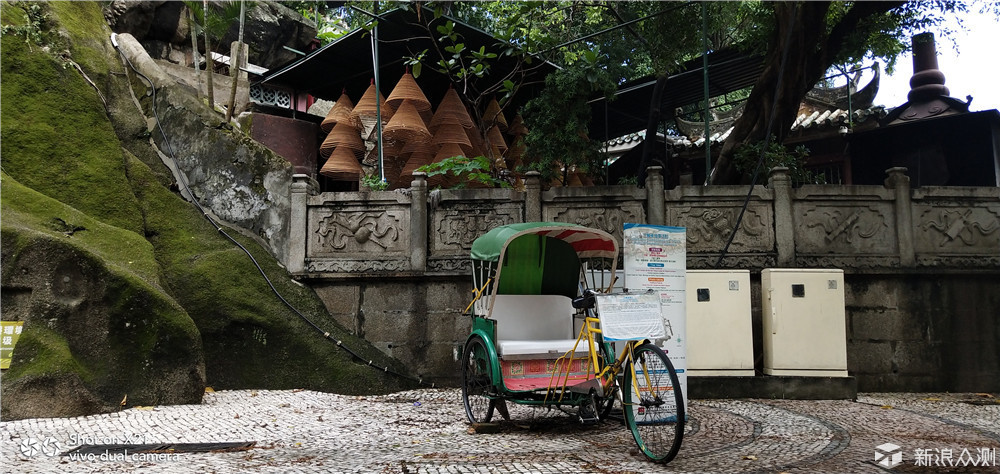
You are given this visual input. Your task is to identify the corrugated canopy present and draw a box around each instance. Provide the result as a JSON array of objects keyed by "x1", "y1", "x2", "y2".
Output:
[
  {"x1": 471, "y1": 222, "x2": 619, "y2": 262},
  {"x1": 589, "y1": 48, "x2": 765, "y2": 141},
  {"x1": 259, "y1": 6, "x2": 557, "y2": 112}
]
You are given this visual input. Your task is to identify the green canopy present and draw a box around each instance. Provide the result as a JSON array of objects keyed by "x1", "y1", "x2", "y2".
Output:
[
  {"x1": 470, "y1": 222, "x2": 618, "y2": 262},
  {"x1": 471, "y1": 223, "x2": 619, "y2": 298}
]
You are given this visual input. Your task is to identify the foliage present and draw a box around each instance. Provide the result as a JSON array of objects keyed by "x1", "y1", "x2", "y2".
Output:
[
  {"x1": 417, "y1": 154, "x2": 511, "y2": 189},
  {"x1": 520, "y1": 51, "x2": 616, "y2": 185},
  {"x1": 732, "y1": 136, "x2": 823, "y2": 186},
  {"x1": 0, "y1": 1, "x2": 50, "y2": 49},
  {"x1": 360, "y1": 173, "x2": 389, "y2": 191}
]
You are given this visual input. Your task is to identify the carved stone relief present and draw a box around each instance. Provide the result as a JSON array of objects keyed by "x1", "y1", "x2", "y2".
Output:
[
  {"x1": 309, "y1": 209, "x2": 405, "y2": 257},
  {"x1": 547, "y1": 206, "x2": 643, "y2": 241},
  {"x1": 670, "y1": 205, "x2": 772, "y2": 253},
  {"x1": 306, "y1": 259, "x2": 409, "y2": 273},
  {"x1": 427, "y1": 258, "x2": 472, "y2": 274},
  {"x1": 432, "y1": 206, "x2": 519, "y2": 253},
  {"x1": 798, "y1": 204, "x2": 891, "y2": 254},
  {"x1": 916, "y1": 206, "x2": 1000, "y2": 252}
]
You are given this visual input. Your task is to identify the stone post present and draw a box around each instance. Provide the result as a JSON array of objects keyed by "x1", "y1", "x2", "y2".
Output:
[
  {"x1": 288, "y1": 174, "x2": 312, "y2": 273},
  {"x1": 525, "y1": 171, "x2": 542, "y2": 222},
  {"x1": 410, "y1": 172, "x2": 428, "y2": 271},
  {"x1": 885, "y1": 167, "x2": 916, "y2": 266},
  {"x1": 769, "y1": 167, "x2": 795, "y2": 267},
  {"x1": 645, "y1": 166, "x2": 665, "y2": 225}
]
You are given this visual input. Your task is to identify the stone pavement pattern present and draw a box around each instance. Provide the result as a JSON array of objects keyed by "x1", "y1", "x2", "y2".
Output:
[{"x1": 2, "y1": 389, "x2": 999, "y2": 473}]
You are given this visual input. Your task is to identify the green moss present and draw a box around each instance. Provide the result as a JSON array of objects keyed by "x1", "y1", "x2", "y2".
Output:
[
  {"x1": 1, "y1": 172, "x2": 163, "y2": 289},
  {"x1": 1, "y1": 0, "x2": 411, "y2": 399},
  {"x1": 47, "y1": 1, "x2": 112, "y2": 75},
  {"x1": 5, "y1": 326, "x2": 93, "y2": 383},
  {"x1": 0, "y1": 23, "x2": 144, "y2": 234}
]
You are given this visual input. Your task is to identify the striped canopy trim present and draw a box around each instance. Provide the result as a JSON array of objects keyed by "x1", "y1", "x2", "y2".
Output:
[{"x1": 471, "y1": 222, "x2": 619, "y2": 262}]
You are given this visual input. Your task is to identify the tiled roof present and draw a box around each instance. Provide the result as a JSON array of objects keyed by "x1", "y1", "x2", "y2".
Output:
[{"x1": 604, "y1": 105, "x2": 887, "y2": 152}]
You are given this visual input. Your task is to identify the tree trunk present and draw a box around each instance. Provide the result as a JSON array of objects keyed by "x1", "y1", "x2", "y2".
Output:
[
  {"x1": 188, "y1": 8, "x2": 201, "y2": 100},
  {"x1": 709, "y1": 1, "x2": 905, "y2": 184},
  {"x1": 224, "y1": 0, "x2": 245, "y2": 122},
  {"x1": 203, "y1": 0, "x2": 215, "y2": 110},
  {"x1": 710, "y1": 2, "x2": 830, "y2": 184}
]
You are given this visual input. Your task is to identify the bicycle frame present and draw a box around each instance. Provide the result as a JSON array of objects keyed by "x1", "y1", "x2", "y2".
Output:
[{"x1": 544, "y1": 312, "x2": 650, "y2": 409}]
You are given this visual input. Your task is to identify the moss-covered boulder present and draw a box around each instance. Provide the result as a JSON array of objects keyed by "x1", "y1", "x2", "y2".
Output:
[
  {"x1": 1, "y1": 1, "x2": 411, "y2": 420},
  {"x1": 1, "y1": 174, "x2": 206, "y2": 419}
]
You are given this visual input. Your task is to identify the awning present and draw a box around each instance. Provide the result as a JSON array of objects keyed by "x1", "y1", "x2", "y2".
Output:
[
  {"x1": 589, "y1": 48, "x2": 765, "y2": 141},
  {"x1": 259, "y1": 7, "x2": 557, "y2": 113}
]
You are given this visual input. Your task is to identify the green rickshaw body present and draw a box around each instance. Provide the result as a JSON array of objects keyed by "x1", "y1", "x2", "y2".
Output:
[{"x1": 464, "y1": 222, "x2": 619, "y2": 404}]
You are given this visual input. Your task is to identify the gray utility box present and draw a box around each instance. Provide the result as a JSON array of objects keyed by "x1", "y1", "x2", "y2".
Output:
[{"x1": 762, "y1": 269, "x2": 848, "y2": 377}]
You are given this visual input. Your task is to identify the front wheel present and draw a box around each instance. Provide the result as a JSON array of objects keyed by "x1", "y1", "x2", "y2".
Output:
[
  {"x1": 622, "y1": 342, "x2": 684, "y2": 463},
  {"x1": 461, "y1": 336, "x2": 496, "y2": 423}
]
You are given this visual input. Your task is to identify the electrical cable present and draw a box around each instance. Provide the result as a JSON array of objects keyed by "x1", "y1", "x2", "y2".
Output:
[
  {"x1": 110, "y1": 34, "x2": 434, "y2": 388},
  {"x1": 713, "y1": 5, "x2": 799, "y2": 268}
]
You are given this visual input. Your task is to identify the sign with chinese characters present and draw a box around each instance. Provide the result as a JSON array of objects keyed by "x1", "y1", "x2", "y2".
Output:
[
  {"x1": 623, "y1": 223, "x2": 687, "y2": 410},
  {"x1": 1, "y1": 321, "x2": 25, "y2": 370},
  {"x1": 594, "y1": 292, "x2": 666, "y2": 341}
]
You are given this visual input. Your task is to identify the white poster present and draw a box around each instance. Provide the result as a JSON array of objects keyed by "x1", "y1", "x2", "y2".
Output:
[
  {"x1": 622, "y1": 223, "x2": 687, "y2": 412},
  {"x1": 594, "y1": 292, "x2": 666, "y2": 341}
]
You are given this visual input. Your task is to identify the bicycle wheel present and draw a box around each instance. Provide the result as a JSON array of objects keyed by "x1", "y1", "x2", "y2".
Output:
[
  {"x1": 461, "y1": 336, "x2": 496, "y2": 423},
  {"x1": 622, "y1": 342, "x2": 684, "y2": 463}
]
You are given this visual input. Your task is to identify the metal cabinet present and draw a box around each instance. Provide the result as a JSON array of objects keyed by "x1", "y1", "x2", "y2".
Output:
[
  {"x1": 761, "y1": 269, "x2": 848, "y2": 377},
  {"x1": 686, "y1": 270, "x2": 754, "y2": 376}
]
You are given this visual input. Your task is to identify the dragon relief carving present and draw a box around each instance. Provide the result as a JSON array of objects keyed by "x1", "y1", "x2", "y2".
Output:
[
  {"x1": 684, "y1": 208, "x2": 766, "y2": 244},
  {"x1": 315, "y1": 211, "x2": 400, "y2": 251},
  {"x1": 920, "y1": 208, "x2": 999, "y2": 247},
  {"x1": 803, "y1": 207, "x2": 885, "y2": 244},
  {"x1": 436, "y1": 212, "x2": 514, "y2": 249},
  {"x1": 553, "y1": 208, "x2": 637, "y2": 237}
]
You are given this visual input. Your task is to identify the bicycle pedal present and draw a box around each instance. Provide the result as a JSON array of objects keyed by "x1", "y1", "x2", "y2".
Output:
[{"x1": 578, "y1": 397, "x2": 600, "y2": 424}]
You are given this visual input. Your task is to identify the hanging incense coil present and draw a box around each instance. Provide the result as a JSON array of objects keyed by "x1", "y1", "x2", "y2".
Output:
[
  {"x1": 320, "y1": 90, "x2": 359, "y2": 133},
  {"x1": 352, "y1": 79, "x2": 395, "y2": 120},
  {"x1": 466, "y1": 127, "x2": 486, "y2": 157},
  {"x1": 507, "y1": 113, "x2": 528, "y2": 136},
  {"x1": 386, "y1": 70, "x2": 432, "y2": 115},
  {"x1": 483, "y1": 97, "x2": 508, "y2": 131},
  {"x1": 384, "y1": 100, "x2": 431, "y2": 143},
  {"x1": 319, "y1": 121, "x2": 365, "y2": 158},
  {"x1": 352, "y1": 79, "x2": 395, "y2": 141},
  {"x1": 399, "y1": 148, "x2": 434, "y2": 183},
  {"x1": 381, "y1": 155, "x2": 406, "y2": 188},
  {"x1": 429, "y1": 86, "x2": 475, "y2": 131},
  {"x1": 401, "y1": 137, "x2": 435, "y2": 156},
  {"x1": 486, "y1": 124, "x2": 508, "y2": 153},
  {"x1": 432, "y1": 121, "x2": 472, "y2": 151},
  {"x1": 319, "y1": 146, "x2": 363, "y2": 181},
  {"x1": 432, "y1": 142, "x2": 468, "y2": 187},
  {"x1": 364, "y1": 140, "x2": 403, "y2": 165}
]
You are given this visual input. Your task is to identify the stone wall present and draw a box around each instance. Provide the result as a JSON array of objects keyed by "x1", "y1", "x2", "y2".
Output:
[{"x1": 288, "y1": 167, "x2": 1000, "y2": 391}]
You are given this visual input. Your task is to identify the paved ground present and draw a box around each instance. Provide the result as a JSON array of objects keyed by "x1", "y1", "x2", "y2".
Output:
[{"x1": 2, "y1": 388, "x2": 999, "y2": 473}]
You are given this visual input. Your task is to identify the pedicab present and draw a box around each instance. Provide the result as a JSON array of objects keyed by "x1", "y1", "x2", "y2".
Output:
[{"x1": 460, "y1": 222, "x2": 685, "y2": 463}]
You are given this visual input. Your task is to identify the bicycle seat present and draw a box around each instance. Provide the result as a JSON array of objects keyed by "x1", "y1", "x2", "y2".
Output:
[{"x1": 572, "y1": 289, "x2": 597, "y2": 309}]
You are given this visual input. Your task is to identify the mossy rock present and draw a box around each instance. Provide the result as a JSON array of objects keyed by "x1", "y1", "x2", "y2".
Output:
[
  {"x1": 1, "y1": 1, "x2": 413, "y2": 420},
  {"x1": 1, "y1": 173, "x2": 206, "y2": 420}
]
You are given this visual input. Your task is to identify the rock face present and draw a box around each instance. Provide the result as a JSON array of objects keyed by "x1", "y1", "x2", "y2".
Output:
[
  {"x1": 1, "y1": 178, "x2": 206, "y2": 420},
  {"x1": 1, "y1": 1, "x2": 409, "y2": 421},
  {"x1": 105, "y1": 0, "x2": 317, "y2": 71}
]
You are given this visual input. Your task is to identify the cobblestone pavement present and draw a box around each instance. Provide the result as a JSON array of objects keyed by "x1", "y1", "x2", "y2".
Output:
[{"x1": 2, "y1": 389, "x2": 999, "y2": 473}]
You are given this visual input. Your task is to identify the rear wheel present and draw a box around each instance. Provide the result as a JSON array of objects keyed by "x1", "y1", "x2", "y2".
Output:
[
  {"x1": 622, "y1": 342, "x2": 684, "y2": 463},
  {"x1": 461, "y1": 337, "x2": 496, "y2": 423}
]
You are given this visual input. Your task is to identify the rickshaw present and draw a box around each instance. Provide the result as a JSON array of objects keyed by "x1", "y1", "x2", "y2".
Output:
[{"x1": 460, "y1": 222, "x2": 685, "y2": 463}]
